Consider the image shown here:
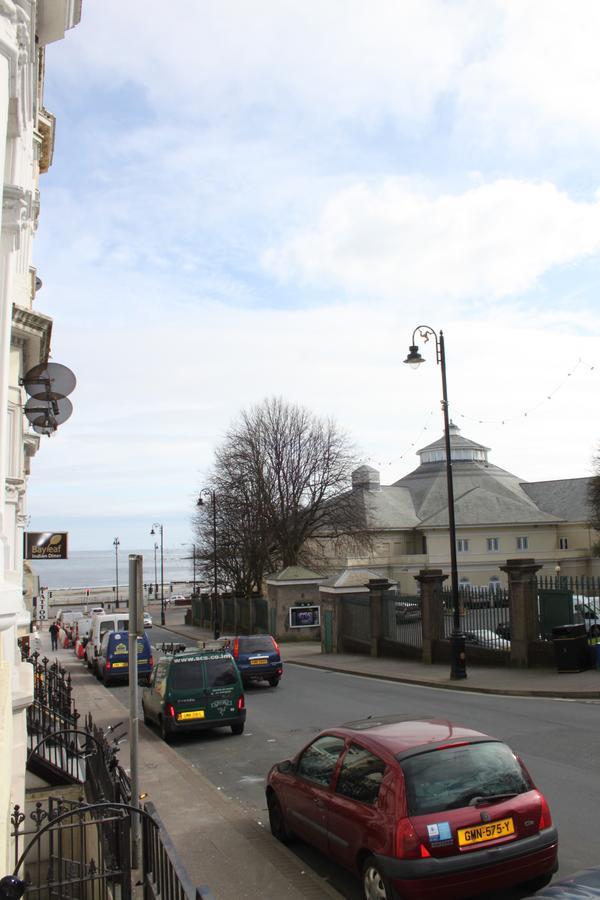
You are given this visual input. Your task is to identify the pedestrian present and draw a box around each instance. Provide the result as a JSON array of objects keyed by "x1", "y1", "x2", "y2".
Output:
[{"x1": 49, "y1": 621, "x2": 59, "y2": 650}]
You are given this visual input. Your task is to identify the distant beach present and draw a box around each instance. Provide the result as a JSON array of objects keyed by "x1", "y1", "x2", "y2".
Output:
[{"x1": 32, "y1": 548, "x2": 198, "y2": 590}]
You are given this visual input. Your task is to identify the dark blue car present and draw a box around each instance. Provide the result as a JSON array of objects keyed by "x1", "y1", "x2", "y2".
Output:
[{"x1": 222, "y1": 635, "x2": 283, "y2": 687}]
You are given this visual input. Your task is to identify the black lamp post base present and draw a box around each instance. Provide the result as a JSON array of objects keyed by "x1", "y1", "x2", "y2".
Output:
[
  {"x1": 160, "y1": 607, "x2": 166, "y2": 626},
  {"x1": 450, "y1": 631, "x2": 467, "y2": 680}
]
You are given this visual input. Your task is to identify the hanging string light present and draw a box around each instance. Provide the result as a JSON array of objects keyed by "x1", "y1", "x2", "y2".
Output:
[{"x1": 358, "y1": 356, "x2": 597, "y2": 469}]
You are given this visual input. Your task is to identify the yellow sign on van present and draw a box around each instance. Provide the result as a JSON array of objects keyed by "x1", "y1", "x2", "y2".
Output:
[{"x1": 114, "y1": 642, "x2": 127, "y2": 655}]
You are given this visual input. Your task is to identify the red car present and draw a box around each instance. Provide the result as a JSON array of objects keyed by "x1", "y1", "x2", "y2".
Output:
[{"x1": 266, "y1": 716, "x2": 557, "y2": 900}]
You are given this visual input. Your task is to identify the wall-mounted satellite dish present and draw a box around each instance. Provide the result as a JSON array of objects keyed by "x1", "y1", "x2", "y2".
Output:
[
  {"x1": 24, "y1": 396, "x2": 73, "y2": 435},
  {"x1": 21, "y1": 362, "x2": 76, "y2": 401}
]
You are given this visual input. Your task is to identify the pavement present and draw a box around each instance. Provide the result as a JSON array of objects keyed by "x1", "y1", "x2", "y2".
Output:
[{"x1": 35, "y1": 603, "x2": 600, "y2": 900}]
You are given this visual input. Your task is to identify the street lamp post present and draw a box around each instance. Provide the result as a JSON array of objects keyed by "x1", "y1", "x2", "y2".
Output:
[
  {"x1": 150, "y1": 523, "x2": 165, "y2": 626},
  {"x1": 198, "y1": 490, "x2": 220, "y2": 638},
  {"x1": 113, "y1": 537, "x2": 120, "y2": 609},
  {"x1": 404, "y1": 326, "x2": 466, "y2": 680},
  {"x1": 153, "y1": 541, "x2": 159, "y2": 602}
]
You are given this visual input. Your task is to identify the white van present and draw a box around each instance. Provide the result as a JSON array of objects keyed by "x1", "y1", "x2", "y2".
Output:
[{"x1": 85, "y1": 611, "x2": 129, "y2": 674}]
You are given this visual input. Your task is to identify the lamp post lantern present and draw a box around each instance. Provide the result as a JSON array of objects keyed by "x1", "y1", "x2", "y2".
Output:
[
  {"x1": 150, "y1": 523, "x2": 165, "y2": 626},
  {"x1": 113, "y1": 537, "x2": 120, "y2": 609},
  {"x1": 404, "y1": 326, "x2": 466, "y2": 680},
  {"x1": 197, "y1": 490, "x2": 220, "y2": 638}
]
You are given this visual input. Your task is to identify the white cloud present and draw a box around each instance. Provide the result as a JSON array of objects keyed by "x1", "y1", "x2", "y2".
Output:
[{"x1": 264, "y1": 179, "x2": 600, "y2": 302}]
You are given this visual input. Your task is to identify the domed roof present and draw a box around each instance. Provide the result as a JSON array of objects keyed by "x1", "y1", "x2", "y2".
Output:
[{"x1": 417, "y1": 423, "x2": 490, "y2": 464}]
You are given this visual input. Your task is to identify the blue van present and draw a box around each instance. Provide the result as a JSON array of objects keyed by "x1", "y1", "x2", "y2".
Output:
[{"x1": 96, "y1": 630, "x2": 153, "y2": 686}]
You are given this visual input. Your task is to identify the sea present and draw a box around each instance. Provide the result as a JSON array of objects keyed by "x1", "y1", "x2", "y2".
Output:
[{"x1": 31, "y1": 548, "x2": 198, "y2": 591}]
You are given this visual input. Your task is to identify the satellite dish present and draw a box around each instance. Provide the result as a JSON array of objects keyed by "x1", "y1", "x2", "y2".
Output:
[
  {"x1": 25, "y1": 396, "x2": 73, "y2": 432},
  {"x1": 21, "y1": 362, "x2": 76, "y2": 400}
]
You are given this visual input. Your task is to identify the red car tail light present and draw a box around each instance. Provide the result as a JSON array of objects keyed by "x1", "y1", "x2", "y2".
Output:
[
  {"x1": 166, "y1": 704, "x2": 175, "y2": 718},
  {"x1": 538, "y1": 795, "x2": 552, "y2": 830},
  {"x1": 237, "y1": 695, "x2": 245, "y2": 711},
  {"x1": 149, "y1": 656, "x2": 154, "y2": 668},
  {"x1": 105, "y1": 660, "x2": 111, "y2": 670},
  {"x1": 271, "y1": 636, "x2": 280, "y2": 654},
  {"x1": 396, "y1": 818, "x2": 430, "y2": 859},
  {"x1": 232, "y1": 638, "x2": 240, "y2": 659}
]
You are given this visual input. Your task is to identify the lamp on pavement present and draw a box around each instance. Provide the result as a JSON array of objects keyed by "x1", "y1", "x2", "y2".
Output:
[
  {"x1": 197, "y1": 490, "x2": 220, "y2": 638},
  {"x1": 404, "y1": 325, "x2": 466, "y2": 680},
  {"x1": 150, "y1": 523, "x2": 165, "y2": 626},
  {"x1": 113, "y1": 537, "x2": 120, "y2": 609}
]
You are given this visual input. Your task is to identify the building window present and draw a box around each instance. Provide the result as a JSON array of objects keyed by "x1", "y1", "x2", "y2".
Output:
[
  {"x1": 459, "y1": 577, "x2": 471, "y2": 588},
  {"x1": 486, "y1": 538, "x2": 500, "y2": 552},
  {"x1": 489, "y1": 576, "x2": 501, "y2": 592},
  {"x1": 421, "y1": 535, "x2": 427, "y2": 554},
  {"x1": 516, "y1": 536, "x2": 528, "y2": 551},
  {"x1": 559, "y1": 537, "x2": 568, "y2": 550},
  {"x1": 457, "y1": 539, "x2": 469, "y2": 552}
]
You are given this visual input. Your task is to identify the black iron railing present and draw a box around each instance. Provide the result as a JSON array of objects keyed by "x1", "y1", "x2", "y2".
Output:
[
  {"x1": 11, "y1": 796, "x2": 132, "y2": 900},
  {"x1": 442, "y1": 585, "x2": 511, "y2": 651}
]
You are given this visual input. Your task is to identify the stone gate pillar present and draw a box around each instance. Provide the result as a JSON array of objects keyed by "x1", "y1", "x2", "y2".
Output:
[
  {"x1": 500, "y1": 558, "x2": 542, "y2": 668},
  {"x1": 415, "y1": 569, "x2": 447, "y2": 664}
]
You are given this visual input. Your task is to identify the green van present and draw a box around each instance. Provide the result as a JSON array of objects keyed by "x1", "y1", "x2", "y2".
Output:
[{"x1": 141, "y1": 647, "x2": 246, "y2": 742}]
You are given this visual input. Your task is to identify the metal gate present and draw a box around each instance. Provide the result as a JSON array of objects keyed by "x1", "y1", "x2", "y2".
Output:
[
  {"x1": 12, "y1": 797, "x2": 131, "y2": 900},
  {"x1": 341, "y1": 596, "x2": 370, "y2": 652}
]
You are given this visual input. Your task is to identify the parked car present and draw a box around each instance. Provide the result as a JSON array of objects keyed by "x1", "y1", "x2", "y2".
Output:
[
  {"x1": 464, "y1": 629, "x2": 510, "y2": 650},
  {"x1": 96, "y1": 630, "x2": 153, "y2": 686},
  {"x1": 143, "y1": 612, "x2": 153, "y2": 628},
  {"x1": 266, "y1": 716, "x2": 558, "y2": 900},
  {"x1": 496, "y1": 621, "x2": 511, "y2": 641},
  {"x1": 141, "y1": 646, "x2": 246, "y2": 741},
  {"x1": 166, "y1": 594, "x2": 187, "y2": 604},
  {"x1": 522, "y1": 866, "x2": 600, "y2": 898},
  {"x1": 220, "y1": 634, "x2": 283, "y2": 687}
]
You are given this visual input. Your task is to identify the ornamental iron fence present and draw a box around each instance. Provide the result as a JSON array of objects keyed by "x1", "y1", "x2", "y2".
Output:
[{"x1": 441, "y1": 585, "x2": 511, "y2": 652}]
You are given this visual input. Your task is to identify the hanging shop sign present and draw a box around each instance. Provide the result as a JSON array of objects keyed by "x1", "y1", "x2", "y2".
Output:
[{"x1": 24, "y1": 532, "x2": 68, "y2": 560}]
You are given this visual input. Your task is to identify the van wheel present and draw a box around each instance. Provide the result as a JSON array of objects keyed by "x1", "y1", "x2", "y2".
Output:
[
  {"x1": 159, "y1": 717, "x2": 172, "y2": 743},
  {"x1": 102, "y1": 673, "x2": 110, "y2": 687},
  {"x1": 231, "y1": 722, "x2": 244, "y2": 735},
  {"x1": 268, "y1": 677, "x2": 280, "y2": 688},
  {"x1": 362, "y1": 855, "x2": 391, "y2": 900}
]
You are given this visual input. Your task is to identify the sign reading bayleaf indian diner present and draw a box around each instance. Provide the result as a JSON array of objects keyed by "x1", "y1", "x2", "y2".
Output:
[{"x1": 24, "y1": 532, "x2": 68, "y2": 560}]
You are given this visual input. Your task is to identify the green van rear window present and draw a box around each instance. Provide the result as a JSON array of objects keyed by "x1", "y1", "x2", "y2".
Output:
[
  {"x1": 169, "y1": 660, "x2": 204, "y2": 691},
  {"x1": 205, "y1": 658, "x2": 238, "y2": 687}
]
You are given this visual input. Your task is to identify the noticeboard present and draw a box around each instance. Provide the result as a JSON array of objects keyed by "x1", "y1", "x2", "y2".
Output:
[
  {"x1": 24, "y1": 532, "x2": 68, "y2": 560},
  {"x1": 289, "y1": 605, "x2": 320, "y2": 628}
]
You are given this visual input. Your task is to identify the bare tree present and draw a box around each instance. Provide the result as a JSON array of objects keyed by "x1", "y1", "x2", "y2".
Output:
[
  {"x1": 194, "y1": 397, "x2": 370, "y2": 587},
  {"x1": 589, "y1": 453, "x2": 600, "y2": 552}
]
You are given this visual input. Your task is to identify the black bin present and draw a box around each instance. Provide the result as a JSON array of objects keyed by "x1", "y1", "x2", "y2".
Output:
[{"x1": 552, "y1": 623, "x2": 589, "y2": 673}]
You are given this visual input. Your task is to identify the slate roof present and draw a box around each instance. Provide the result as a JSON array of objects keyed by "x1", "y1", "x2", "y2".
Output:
[
  {"x1": 347, "y1": 421, "x2": 595, "y2": 529},
  {"x1": 320, "y1": 567, "x2": 385, "y2": 589},
  {"x1": 267, "y1": 565, "x2": 323, "y2": 582},
  {"x1": 521, "y1": 478, "x2": 592, "y2": 522}
]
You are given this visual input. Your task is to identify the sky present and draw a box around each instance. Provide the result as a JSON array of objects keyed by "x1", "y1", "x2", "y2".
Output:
[{"x1": 27, "y1": 0, "x2": 600, "y2": 551}]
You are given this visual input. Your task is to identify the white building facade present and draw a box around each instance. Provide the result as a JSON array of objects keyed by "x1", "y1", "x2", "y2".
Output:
[{"x1": 0, "y1": 0, "x2": 80, "y2": 871}]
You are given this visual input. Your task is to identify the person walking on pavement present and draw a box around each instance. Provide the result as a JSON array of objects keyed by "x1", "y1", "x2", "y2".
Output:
[{"x1": 49, "y1": 621, "x2": 59, "y2": 650}]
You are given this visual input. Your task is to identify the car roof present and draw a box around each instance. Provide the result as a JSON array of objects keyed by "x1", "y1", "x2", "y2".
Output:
[
  {"x1": 326, "y1": 715, "x2": 494, "y2": 758},
  {"x1": 165, "y1": 648, "x2": 234, "y2": 661}
]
